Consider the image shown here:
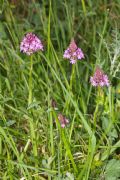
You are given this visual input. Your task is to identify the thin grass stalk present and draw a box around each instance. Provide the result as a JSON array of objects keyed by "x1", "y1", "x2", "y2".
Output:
[{"x1": 81, "y1": 0, "x2": 86, "y2": 16}]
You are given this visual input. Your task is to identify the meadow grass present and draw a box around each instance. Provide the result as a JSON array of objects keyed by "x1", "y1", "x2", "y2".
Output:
[{"x1": 0, "y1": 0, "x2": 120, "y2": 179}]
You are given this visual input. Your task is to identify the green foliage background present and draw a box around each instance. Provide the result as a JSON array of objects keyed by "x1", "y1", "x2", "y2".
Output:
[{"x1": 0, "y1": 0, "x2": 120, "y2": 179}]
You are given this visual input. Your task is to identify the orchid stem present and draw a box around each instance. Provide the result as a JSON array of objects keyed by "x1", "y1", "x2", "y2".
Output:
[
  {"x1": 93, "y1": 87, "x2": 101, "y2": 131},
  {"x1": 70, "y1": 64, "x2": 75, "y2": 91},
  {"x1": 28, "y1": 55, "x2": 33, "y2": 106}
]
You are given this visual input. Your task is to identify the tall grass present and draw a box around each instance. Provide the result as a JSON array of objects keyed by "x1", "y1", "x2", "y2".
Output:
[{"x1": 0, "y1": 0, "x2": 120, "y2": 179}]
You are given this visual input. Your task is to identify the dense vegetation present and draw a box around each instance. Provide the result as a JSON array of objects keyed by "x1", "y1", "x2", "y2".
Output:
[{"x1": 0, "y1": 0, "x2": 120, "y2": 179}]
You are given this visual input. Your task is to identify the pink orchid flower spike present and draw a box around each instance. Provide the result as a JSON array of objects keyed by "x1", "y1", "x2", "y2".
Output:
[
  {"x1": 20, "y1": 33, "x2": 43, "y2": 55},
  {"x1": 58, "y1": 113, "x2": 69, "y2": 128},
  {"x1": 90, "y1": 66, "x2": 110, "y2": 87},
  {"x1": 63, "y1": 39, "x2": 84, "y2": 64}
]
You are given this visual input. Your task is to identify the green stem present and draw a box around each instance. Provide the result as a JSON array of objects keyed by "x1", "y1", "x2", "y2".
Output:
[
  {"x1": 70, "y1": 64, "x2": 75, "y2": 91},
  {"x1": 64, "y1": 64, "x2": 75, "y2": 113},
  {"x1": 50, "y1": 110, "x2": 54, "y2": 156},
  {"x1": 93, "y1": 103, "x2": 99, "y2": 131},
  {"x1": 81, "y1": 0, "x2": 86, "y2": 16},
  {"x1": 28, "y1": 56, "x2": 38, "y2": 175},
  {"x1": 28, "y1": 56, "x2": 33, "y2": 106},
  {"x1": 93, "y1": 87, "x2": 101, "y2": 131}
]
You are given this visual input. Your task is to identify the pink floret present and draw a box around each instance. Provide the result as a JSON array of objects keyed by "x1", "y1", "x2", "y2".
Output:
[
  {"x1": 20, "y1": 33, "x2": 43, "y2": 55},
  {"x1": 63, "y1": 39, "x2": 84, "y2": 64},
  {"x1": 58, "y1": 113, "x2": 69, "y2": 128},
  {"x1": 90, "y1": 67, "x2": 110, "y2": 87}
]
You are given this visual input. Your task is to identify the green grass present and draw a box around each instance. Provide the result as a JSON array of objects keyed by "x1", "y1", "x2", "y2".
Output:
[{"x1": 0, "y1": 0, "x2": 120, "y2": 179}]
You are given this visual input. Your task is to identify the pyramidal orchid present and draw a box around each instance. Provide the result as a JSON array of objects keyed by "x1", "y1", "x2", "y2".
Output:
[
  {"x1": 58, "y1": 113, "x2": 69, "y2": 128},
  {"x1": 90, "y1": 66, "x2": 110, "y2": 87},
  {"x1": 20, "y1": 33, "x2": 43, "y2": 55},
  {"x1": 63, "y1": 39, "x2": 84, "y2": 64}
]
